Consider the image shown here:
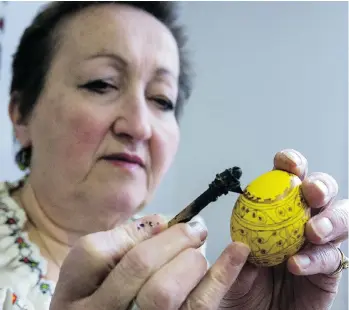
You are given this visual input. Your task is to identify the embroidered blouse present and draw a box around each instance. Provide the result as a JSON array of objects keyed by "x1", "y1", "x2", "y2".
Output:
[{"x1": 0, "y1": 180, "x2": 207, "y2": 309}]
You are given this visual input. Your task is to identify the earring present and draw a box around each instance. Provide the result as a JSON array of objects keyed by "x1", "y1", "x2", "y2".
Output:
[{"x1": 15, "y1": 146, "x2": 32, "y2": 171}]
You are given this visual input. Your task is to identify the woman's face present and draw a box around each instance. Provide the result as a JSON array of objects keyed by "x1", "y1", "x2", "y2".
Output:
[{"x1": 15, "y1": 4, "x2": 180, "y2": 226}]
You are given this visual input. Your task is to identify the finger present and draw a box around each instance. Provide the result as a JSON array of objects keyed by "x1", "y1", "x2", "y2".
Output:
[
  {"x1": 92, "y1": 221, "x2": 207, "y2": 309},
  {"x1": 287, "y1": 243, "x2": 343, "y2": 276},
  {"x1": 136, "y1": 248, "x2": 208, "y2": 310},
  {"x1": 221, "y1": 262, "x2": 260, "y2": 302},
  {"x1": 190, "y1": 215, "x2": 208, "y2": 256},
  {"x1": 273, "y1": 149, "x2": 308, "y2": 180},
  {"x1": 54, "y1": 214, "x2": 167, "y2": 301},
  {"x1": 306, "y1": 199, "x2": 348, "y2": 245},
  {"x1": 301, "y1": 172, "x2": 338, "y2": 209},
  {"x1": 181, "y1": 242, "x2": 250, "y2": 310}
]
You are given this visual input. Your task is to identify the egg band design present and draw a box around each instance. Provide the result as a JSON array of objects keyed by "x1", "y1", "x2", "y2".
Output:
[{"x1": 231, "y1": 170, "x2": 311, "y2": 267}]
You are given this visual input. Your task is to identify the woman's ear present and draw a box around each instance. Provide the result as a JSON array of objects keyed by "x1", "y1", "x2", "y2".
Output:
[{"x1": 9, "y1": 91, "x2": 31, "y2": 147}]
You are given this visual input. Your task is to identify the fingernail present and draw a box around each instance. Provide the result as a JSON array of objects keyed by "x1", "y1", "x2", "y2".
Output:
[
  {"x1": 282, "y1": 150, "x2": 302, "y2": 166},
  {"x1": 312, "y1": 217, "x2": 333, "y2": 239},
  {"x1": 188, "y1": 221, "x2": 207, "y2": 241},
  {"x1": 312, "y1": 179, "x2": 330, "y2": 202},
  {"x1": 282, "y1": 151, "x2": 302, "y2": 166},
  {"x1": 294, "y1": 254, "x2": 311, "y2": 269}
]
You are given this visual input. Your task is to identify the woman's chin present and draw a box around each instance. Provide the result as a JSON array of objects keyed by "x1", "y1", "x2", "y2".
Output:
[{"x1": 100, "y1": 185, "x2": 147, "y2": 215}]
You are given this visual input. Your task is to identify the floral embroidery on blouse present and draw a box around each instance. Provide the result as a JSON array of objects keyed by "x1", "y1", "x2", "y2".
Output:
[
  {"x1": 0, "y1": 178, "x2": 207, "y2": 309},
  {"x1": 0, "y1": 202, "x2": 54, "y2": 297},
  {"x1": 0, "y1": 179, "x2": 55, "y2": 309}
]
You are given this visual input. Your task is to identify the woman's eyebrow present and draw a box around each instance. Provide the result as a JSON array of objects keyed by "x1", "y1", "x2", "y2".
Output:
[
  {"x1": 85, "y1": 52, "x2": 128, "y2": 69},
  {"x1": 85, "y1": 52, "x2": 177, "y2": 82},
  {"x1": 154, "y1": 67, "x2": 177, "y2": 82}
]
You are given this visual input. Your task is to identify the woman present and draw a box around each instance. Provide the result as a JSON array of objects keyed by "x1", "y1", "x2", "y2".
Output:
[{"x1": 0, "y1": 1, "x2": 347, "y2": 309}]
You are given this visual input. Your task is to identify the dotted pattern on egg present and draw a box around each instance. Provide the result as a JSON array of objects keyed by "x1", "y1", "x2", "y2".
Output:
[{"x1": 230, "y1": 172, "x2": 311, "y2": 267}]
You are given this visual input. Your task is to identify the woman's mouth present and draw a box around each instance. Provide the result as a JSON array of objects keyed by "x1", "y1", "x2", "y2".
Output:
[{"x1": 102, "y1": 153, "x2": 145, "y2": 171}]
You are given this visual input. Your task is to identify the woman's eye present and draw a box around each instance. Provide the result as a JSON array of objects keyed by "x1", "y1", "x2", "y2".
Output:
[
  {"x1": 80, "y1": 80, "x2": 117, "y2": 94},
  {"x1": 152, "y1": 97, "x2": 175, "y2": 111}
]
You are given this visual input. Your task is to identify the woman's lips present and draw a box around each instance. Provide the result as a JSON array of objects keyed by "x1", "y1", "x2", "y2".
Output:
[{"x1": 102, "y1": 153, "x2": 145, "y2": 171}]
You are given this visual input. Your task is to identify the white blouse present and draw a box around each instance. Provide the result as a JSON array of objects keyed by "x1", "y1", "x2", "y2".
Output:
[
  {"x1": 0, "y1": 180, "x2": 207, "y2": 309},
  {"x1": 0, "y1": 180, "x2": 54, "y2": 309}
]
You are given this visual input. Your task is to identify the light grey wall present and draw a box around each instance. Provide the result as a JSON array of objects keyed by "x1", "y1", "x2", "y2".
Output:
[
  {"x1": 0, "y1": 2, "x2": 347, "y2": 309},
  {"x1": 0, "y1": 1, "x2": 47, "y2": 181},
  {"x1": 151, "y1": 2, "x2": 348, "y2": 309}
]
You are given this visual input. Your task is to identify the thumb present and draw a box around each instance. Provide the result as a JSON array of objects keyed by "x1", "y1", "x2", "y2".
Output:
[
  {"x1": 53, "y1": 214, "x2": 167, "y2": 301},
  {"x1": 225, "y1": 262, "x2": 260, "y2": 299}
]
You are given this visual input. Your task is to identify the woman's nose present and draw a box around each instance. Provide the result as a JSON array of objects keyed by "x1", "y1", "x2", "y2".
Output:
[{"x1": 112, "y1": 97, "x2": 152, "y2": 142}]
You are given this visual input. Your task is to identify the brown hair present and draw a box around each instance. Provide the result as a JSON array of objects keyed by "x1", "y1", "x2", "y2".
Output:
[{"x1": 11, "y1": 1, "x2": 193, "y2": 169}]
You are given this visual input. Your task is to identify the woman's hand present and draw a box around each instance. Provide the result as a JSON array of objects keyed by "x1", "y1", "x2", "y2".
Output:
[
  {"x1": 50, "y1": 213, "x2": 250, "y2": 310},
  {"x1": 220, "y1": 149, "x2": 348, "y2": 310}
]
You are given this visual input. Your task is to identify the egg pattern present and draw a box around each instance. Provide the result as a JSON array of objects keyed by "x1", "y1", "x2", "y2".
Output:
[{"x1": 230, "y1": 170, "x2": 311, "y2": 267}]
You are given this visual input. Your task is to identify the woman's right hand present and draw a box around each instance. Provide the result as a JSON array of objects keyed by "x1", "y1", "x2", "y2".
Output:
[{"x1": 50, "y1": 214, "x2": 250, "y2": 310}]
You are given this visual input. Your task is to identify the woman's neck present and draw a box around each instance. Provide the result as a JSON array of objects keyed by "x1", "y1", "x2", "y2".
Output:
[
  {"x1": 10, "y1": 176, "x2": 137, "y2": 268},
  {"x1": 12, "y1": 181, "x2": 77, "y2": 266}
]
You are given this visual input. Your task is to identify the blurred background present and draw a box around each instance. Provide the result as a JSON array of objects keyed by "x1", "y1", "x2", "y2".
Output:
[{"x1": 0, "y1": 1, "x2": 347, "y2": 309}]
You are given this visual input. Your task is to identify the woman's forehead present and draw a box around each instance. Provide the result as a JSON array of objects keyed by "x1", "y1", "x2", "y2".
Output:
[{"x1": 54, "y1": 4, "x2": 180, "y2": 77}]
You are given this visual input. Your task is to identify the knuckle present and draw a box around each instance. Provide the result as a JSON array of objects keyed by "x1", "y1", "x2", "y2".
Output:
[
  {"x1": 184, "y1": 296, "x2": 212, "y2": 310},
  {"x1": 332, "y1": 204, "x2": 348, "y2": 231},
  {"x1": 209, "y1": 265, "x2": 230, "y2": 288},
  {"x1": 186, "y1": 248, "x2": 208, "y2": 269},
  {"x1": 179, "y1": 248, "x2": 209, "y2": 277},
  {"x1": 153, "y1": 283, "x2": 178, "y2": 309},
  {"x1": 77, "y1": 231, "x2": 111, "y2": 253},
  {"x1": 139, "y1": 281, "x2": 178, "y2": 310},
  {"x1": 71, "y1": 233, "x2": 101, "y2": 259},
  {"x1": 109, "y1": 225, "x2": 137, "y2": 252},
  {"x1": 319, "y1": 251, "x2": 332, "y2": 270},
  {"x1": 119, "y1": 247, "x2": 153, "y2": 279},
  {"x1": 312, "y1": 246, "x2": 338, "y2": 270},
  {"x1": 138, "y1": 249, "x2": 207, "y2": 310}
]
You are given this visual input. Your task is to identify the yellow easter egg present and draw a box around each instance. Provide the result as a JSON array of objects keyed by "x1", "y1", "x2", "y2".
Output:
[{"x1": 230, "y1": 170, "x2": 311, "y2": 267}]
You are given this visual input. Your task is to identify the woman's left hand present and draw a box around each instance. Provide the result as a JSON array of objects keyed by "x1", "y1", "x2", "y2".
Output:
[{"x1": 213, "y1": 149, "x2": 348, "y2": 310}]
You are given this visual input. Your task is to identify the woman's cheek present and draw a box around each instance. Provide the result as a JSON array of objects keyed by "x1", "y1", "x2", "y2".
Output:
[
  {"x1": 60, "y1": 108, "x2": 111, "y2": 163},
  {"x1": 151, "y1": 121, "x2": 180, "y2": 186}
]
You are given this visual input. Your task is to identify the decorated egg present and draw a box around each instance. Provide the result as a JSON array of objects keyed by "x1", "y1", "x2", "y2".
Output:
[{"x1": 230, "y1": 169, "x2": 311, "y2": 267}]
